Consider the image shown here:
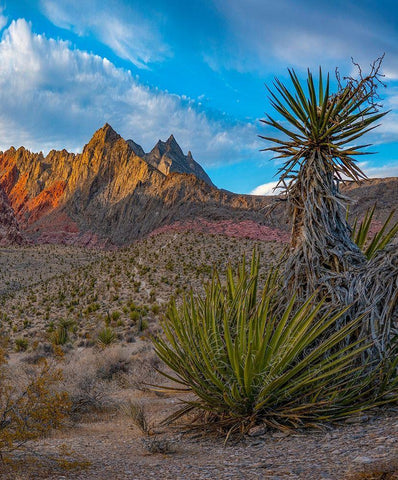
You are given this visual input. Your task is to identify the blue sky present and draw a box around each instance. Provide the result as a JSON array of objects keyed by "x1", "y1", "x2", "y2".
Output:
[{"x1": 1, "y1": 1, "x2": 398, "y2": 194}]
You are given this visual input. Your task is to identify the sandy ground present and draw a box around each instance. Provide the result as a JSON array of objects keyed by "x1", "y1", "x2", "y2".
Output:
[{"x1": 2, "y1": 408, "x2": 397, "y2": 480}]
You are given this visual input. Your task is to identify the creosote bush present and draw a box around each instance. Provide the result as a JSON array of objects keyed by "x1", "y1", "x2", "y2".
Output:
[
  {"x1": 0, "y1": 349, "x2": 70, "y2": 461},
  {"x1": 153, "y1": 254, "x2": 398, "y2": 434}
]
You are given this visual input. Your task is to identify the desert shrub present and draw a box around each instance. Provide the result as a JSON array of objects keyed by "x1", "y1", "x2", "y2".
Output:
[
  {"x1": 63, "y1": 356, "x2": 111, "y2": 419},
  {"x1": 0, "y1": 349, "x2": 70, "y2": 461},
  {"x1": 122, "y1": 400, "x2": 151, "y2": 435},
  {"x1": 50, "y1": 325, "x2": 69, "y2": 346},
  {"x1": 62, "y1": 347, "x2": 131, "y2": 419},
  {"x1": 122, "y1": 400, "x2": 174, "y2": 454},
  {"x1": 97, "y1": 327, "x2": 116, "y2": 347},
  {"x1": 14, "y1": 337, "x2": 28, "y2": 352},
  {"x1": 68, "y1": 373, "x2": 110, "y2": 419},
  {"x1": 110, "y1": 311, "x2": 121, "y2": 322},
  {"x1": 50, "y1": 319, "x2": 75, "y2": 346},
  {"x1": 95, "y1": 347, "x2": 131, "y2": 380},
  {"x1": 151, "y1": 304, "x2": 160, "y2": 315},
  {"x1": 153, "y1": 253, "x2": 398, "y2": 433},
  {"x1": 22, "y1": 342, "x2": 54, "y2": 364}
]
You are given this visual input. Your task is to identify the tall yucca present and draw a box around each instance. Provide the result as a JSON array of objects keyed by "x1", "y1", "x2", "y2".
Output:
[
  {"x1": 261, "y1": 65, "x2": 398, "y2": 357},
  {"x1": 261, "y1": 68, "x2": 388, "y2": 298}
]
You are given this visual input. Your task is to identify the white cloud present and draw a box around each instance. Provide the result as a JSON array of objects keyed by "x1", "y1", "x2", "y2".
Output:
[
  {"x1": 250, "y1": 161, "x2": 398, "y2": 197},
  {"x1": 250, "y1": 181, "x2": 282, "y2": 196},
  {"x1": 0, "y1": 19, "x2": 258, "y2": 168},
  {"x1": 41, "y1": 0, "x2": 171, "y2": 68},
  {"x1": 360, "y1": 161, "x2": 398, "y2": 179},
  {"x1": 210, "y1": 0, "x2": 398, "y2": 75}
]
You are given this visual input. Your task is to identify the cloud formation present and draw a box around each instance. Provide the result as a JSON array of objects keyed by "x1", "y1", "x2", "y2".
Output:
[
  {"x1": 0, "y1": 19, "x2": 258, "y2": 167},
  {"x1": 41, "y1": 0, "x2": 170, "y2": 68},
  {"x1": 250, "y1": 181, "x2": 281, "y2": 196},
  {"x1": 250, "y1": 161, "x2": 398, "y2": 197},
  {"x1": 211, "y1": 0, "x2": 398, "y2": 75}
]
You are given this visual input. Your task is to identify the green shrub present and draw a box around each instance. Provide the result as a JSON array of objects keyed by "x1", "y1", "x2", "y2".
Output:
[
  {"x1": 153, "y1": 253, "x2": 398, "y2": 433},
  {"x1": 15, "y1": 338, "x2": 28, "y2": 352},
  {"x1": 111, "y1": 311, "x2": 121, "y2": 322},
  {"x1": 97, "y1": 327, "x2": 116, "y2": 347},
  {"x1": 50, "y1": 326, "x2": 69, "y2": 346}
]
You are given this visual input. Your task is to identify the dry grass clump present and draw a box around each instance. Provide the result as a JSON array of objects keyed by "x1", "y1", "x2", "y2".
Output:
[
  {"x1": 60, "y1": 348, "x2": 121, "y2": 419},
  {"x1": 122, "y1": 399, "x2": 175, "y2": 454},
  {"x1": 59, "y1": 344, "x2": 160, "y2": 420},
  {"x1": 122, "y1": 400, "x2": 151, "y2": 435}
]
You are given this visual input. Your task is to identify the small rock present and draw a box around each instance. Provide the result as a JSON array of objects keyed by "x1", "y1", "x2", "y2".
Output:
[{"x1": 353, "y1": 456, "x2": 374, "y2": 464}]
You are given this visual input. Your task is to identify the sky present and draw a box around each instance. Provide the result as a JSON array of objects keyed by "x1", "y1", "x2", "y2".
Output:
[{"x1": 1, "y1": 1, "x2": 398, "y2": 194}]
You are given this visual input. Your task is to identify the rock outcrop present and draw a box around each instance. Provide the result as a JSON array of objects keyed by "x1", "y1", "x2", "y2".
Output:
[
  {"x1": 145, "y1": 134, "x2": 215, "y2": 187},
  {"x1": 0, "y1": 185, "x2": 25, "y2": 246}
]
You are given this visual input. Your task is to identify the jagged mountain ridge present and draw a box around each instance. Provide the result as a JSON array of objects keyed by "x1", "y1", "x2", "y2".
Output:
[
  {"x1": 0, "y1": 124, "x2": 275, "y2": 245},
  {"x1": 143, "y1": 134, "x2": 215, "y2": 187},
  {"x1": 1, "y1": 123, "x2": 398, "y2": 247}
]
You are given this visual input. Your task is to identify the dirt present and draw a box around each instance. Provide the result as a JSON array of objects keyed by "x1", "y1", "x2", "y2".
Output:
[{"x1": 2, "y1": 407, "x2": 397, "y2": 479}]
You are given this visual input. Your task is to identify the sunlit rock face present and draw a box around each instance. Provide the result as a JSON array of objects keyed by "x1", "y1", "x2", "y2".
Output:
[{"x1": 0, "y1": 123, "x2": 283, "y2": 245}]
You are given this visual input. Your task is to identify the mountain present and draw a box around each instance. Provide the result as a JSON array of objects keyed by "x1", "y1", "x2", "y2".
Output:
[
  {"x1": 145, "y1": 135, "x2": 215, "y2": 187},
  {"x1": 0, "y1": 124, "x2": 276, "y2": 245},
  {"x1": 126, "y1": 139, "x2": 145, "y2": 157},
  {"x1": 0, "y1": 185, "x2": 25, "y2": 246},
  {"x1": 1, "y1": 123, "x2": 397, "y2": 247}
]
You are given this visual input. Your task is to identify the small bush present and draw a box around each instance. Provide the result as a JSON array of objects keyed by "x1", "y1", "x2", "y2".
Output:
[
  {"x1": 0, "y1": 349, "x2": 70, "y2": 461},
  {"x1": 15, "y1": 337, "x2": 28, "y2": 352},
  {"x1": 111, "y1": 311, "x2": 121, "y2": 322},
  {"x1": 50, "y1": 326, "x2": 69, "y2": 346},
  {"x1": 122, "y1": 400, "x2": 151, "y2": 435},
  {"x1": 96, "y1": 348, "x2": 130, "y2": 380}
]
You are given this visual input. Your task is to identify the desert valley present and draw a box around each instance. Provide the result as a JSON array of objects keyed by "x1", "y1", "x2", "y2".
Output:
[
  {"x1": 0, "y1": 123, "x2": 397, "y2": 479},
  {"x1": 2, "y1": 1, "x2": 398, "y2": 478}
]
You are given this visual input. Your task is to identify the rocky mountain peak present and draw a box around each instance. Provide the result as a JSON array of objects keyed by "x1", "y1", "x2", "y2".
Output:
[
  {"x1": 85, "y1": 123, "x2": 121, "y2": 150},
  {"x1": 145, "y1": 135, "x2": 214, "y2": 186},
  {"x1": 127, "y1": 139, "x2": 145, "y2": 157}
]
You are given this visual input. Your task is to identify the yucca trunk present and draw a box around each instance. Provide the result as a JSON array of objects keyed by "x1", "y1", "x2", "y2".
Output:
[{"x1": 284, "y1": 149, "x2": 365, "y2": 299}]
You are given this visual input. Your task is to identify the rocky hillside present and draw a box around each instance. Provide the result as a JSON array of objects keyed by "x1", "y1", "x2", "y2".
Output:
[{"x1": 0, "y1": 185, "x2": 25, "y2": 246}]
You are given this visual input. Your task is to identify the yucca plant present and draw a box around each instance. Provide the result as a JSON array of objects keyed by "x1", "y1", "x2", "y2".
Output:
[
  {"x1": 153, "y1": 254, "x2": 398, "y2": 433},
  {"x1": 261, "y1": 65, "x2": 386, "y2": 297},
  {"x1": 50, "y1": 325, "x2": 69, "y2": 346},
  {"x1": 97, "y1": 327, "x2": 116, "y2": 347},
  {"x1": 351, "y1": 205, "x2": 398, "y2": 259},
  {"x1": 262, "y1": 61, "x2": 398, "y2": 356}
]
